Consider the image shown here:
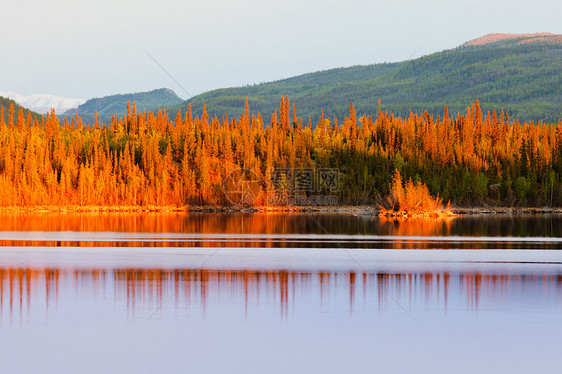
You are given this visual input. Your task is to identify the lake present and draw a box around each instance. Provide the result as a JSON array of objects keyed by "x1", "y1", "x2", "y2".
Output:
[{"x1": 1, "y1": 213, "x2": 562, "y2": 373}]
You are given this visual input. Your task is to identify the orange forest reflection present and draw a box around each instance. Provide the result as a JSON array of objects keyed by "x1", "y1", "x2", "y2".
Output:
[
  {"x1": 0, "y1": 213, "x2": 453, "y2": 236},
  {"x1": 2, "y1": 267, "x2": 562, "y2": 322},
  {"x1": 377, "y1": 216, "x2": 455, "y2": 236},
  {"x1": 2, "y1": 212, "x2": 562, "y2": 236},
  {"x1": 5, "y1": 213, "x2": 562, "y2": 250}
]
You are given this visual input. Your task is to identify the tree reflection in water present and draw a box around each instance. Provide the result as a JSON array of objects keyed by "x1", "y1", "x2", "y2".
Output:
[{"x1": 1, "y1": 267, "x2": 561, "y2": 324}]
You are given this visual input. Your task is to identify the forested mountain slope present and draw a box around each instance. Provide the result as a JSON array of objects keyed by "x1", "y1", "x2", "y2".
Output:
[
  {"x1": 0, "y1": 96, "x2": 43, "y2": 125},
  {"x1": 178, "y1": 33, "x2": 562, "y2": 123},
  {"x1": 66, "y1": 88, "x2": 183, "y2": 122}
]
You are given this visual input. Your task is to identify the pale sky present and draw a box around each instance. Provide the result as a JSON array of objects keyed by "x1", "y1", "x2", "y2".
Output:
[{"x1": 1, "y1": 0, "x2": 561, "y2": 100}]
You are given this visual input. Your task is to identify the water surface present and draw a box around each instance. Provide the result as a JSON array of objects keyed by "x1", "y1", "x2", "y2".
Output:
[{"x1": 1, "y1": 213, "x2": 562, "y2": 373}]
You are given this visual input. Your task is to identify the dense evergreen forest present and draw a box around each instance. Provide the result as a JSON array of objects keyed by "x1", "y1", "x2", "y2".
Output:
[
  {"x1": 0, "y1": 97, "x2": 561, "y2": 208},
  {"x1": 177, "y1": 35, "x2": 562, "y2": 123}
]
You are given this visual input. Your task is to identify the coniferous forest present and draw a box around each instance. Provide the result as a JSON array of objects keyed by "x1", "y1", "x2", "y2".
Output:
[
  {"x1": 0, "y1": 97, "x2": 561, "y2": 208},
  {"x1": 179, "y1": 36, "x2": 562, "y2": 124}
]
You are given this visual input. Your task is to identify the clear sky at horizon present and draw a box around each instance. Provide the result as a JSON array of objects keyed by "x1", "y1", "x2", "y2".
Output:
[{"x1": 1, "y1": 0, "x2": 561, "y2": 100}]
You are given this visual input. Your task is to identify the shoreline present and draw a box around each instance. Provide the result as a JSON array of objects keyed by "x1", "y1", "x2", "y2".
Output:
[{"x1": 1, "y1": 205, "x2": 562, "y2": 215}]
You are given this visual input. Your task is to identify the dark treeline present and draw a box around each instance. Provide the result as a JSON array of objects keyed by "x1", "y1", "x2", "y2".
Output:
[{"x1": 0, "y1": 97, "x2": 561, "y2": 207}]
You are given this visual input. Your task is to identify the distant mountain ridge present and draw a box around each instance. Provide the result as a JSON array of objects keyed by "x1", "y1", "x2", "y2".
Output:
[
  {"x1": 0, "y1": 90, "x2": 84, "y2": 114},
  {"x1": 176, "y1": 33, "x2": 562, "y2": 123},
  {"x1": 66, "y1": 88, "x2": 183, "y2": 120},
  {"x1": 461, "y1": 32, "x2": 561, "y2": 47}
]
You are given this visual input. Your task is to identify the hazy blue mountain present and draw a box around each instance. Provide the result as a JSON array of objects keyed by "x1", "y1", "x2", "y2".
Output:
[{"x1": 66, "y1": 88, "x2": 184, "y2": 122}]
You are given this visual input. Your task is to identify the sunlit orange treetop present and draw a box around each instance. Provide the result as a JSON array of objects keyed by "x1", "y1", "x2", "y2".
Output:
[{"x1": 0, "y1": 97, "x2": 561, "y2": 208}]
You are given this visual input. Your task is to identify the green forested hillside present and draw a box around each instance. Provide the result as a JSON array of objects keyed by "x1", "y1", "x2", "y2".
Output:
[
  {"x1": 178, "y1": 34, "x2": 562, "y2": 123},
  {"x1": 66, "y1": 88, "x2": 183, "y2": 122},
  {"x1": 0, "y1": 96, "x2": 43, "y2": 124}
]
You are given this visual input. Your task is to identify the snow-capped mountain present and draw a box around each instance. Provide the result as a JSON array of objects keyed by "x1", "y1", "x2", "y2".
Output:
[{"x1": 0, "y1": 91, "x2": 85, "y2": 114}]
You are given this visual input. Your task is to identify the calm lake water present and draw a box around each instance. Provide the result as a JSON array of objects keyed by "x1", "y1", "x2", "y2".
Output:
[{"x1": 1, "y1": 213, "x2": 562, "y2": 373}]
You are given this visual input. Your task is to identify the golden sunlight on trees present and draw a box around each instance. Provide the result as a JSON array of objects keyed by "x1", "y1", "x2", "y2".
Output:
[
  {"x1": 379, "y1": 169, "x2": 454, "y2": 217},
  {"x1": 0, "y1": 97, "x2": 560, "y2": 210}
]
